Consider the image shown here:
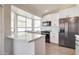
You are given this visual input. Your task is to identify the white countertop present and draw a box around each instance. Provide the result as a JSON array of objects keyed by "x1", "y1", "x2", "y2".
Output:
[{"x1": 8, "y1": 32, "x2": 45, "y2": 42}]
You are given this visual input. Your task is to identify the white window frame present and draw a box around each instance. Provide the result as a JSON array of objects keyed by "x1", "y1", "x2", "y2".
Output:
[
  {"x1": 11, "y1": 11, "x2": 41, "y2": 34},
  {"x1": 33, "y1": 19, "x2": 42, "y2": 32}
]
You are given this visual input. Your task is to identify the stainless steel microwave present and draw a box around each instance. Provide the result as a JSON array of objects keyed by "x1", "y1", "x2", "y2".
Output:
[{"x1": 42, "y1": 21, "x2": 51, "y2": 26}]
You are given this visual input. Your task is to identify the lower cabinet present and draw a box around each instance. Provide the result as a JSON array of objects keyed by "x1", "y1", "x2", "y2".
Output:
[
  {"x1": 50, "y1": 32, "x2": 59, "y2": 44},
  {"x1": 13, "y1": 36, "x2": 45, "y2": 55}
]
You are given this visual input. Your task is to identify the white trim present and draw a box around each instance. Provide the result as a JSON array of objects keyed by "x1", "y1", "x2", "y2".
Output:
[{"x1": 11, "y1": 10, "x2": 41, "y2": 34}]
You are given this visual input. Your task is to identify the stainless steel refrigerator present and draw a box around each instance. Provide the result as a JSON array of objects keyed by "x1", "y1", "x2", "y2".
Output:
[{"x1": 59, "y1": 17, "x2": 79, "y2": 49}]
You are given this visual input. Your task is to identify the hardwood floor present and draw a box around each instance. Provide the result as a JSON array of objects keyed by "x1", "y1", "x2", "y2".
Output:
[{"x1": 46, "y1": 43, "x2": 75, "y2": 55}]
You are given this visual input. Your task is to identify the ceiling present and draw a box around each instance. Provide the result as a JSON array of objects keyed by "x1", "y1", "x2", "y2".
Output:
[{"x1": 14, "y1": 4, "x2": 76, "y2": 17}]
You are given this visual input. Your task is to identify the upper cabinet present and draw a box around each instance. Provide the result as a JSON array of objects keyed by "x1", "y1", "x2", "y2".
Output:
[
  {"x1": 42, "y1": 13, "x2": 59, "y2": 26},
  {"x1": 42, "y1": 15, "x2": 52, "y2": 21},
  {"x1": 59, "y1": 9, "x2": 69, "y2": 18},
  {"x1": 59, "y1": 6, "x2": 79, "y2": 18},
  {"x1": 51, "y1": 13, "x2": 59, "y2": 27},
  {"x1": 69, "y1": 6, "x2": 79, "y2": 17}
]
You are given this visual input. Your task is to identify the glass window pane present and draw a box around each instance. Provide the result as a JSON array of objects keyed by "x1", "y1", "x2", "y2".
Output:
[
  {"x1": 26, "y1": 18, "x2": 32, "y2": 27},
  {"x1": 34, "y1": 28, "x2": 41, "y2": 32},
  {"x1": 17, "y1": 28, "x2": 25, "y2": 32},
  {"x1": 18, "y1": 21, "x2": 25, "y2": 27},
  {"x1": 26, "y1": 28, "x2": 32, "y2": 31},
  {"x1": 34, "y1": 20, "x2": 41, "y2": 27},
  {"x1": 17, "y1": 16, "x2": 26, "y2": 27}
]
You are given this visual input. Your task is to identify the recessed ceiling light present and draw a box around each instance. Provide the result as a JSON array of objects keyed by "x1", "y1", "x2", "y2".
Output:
[{"x1": 45, "y1": 10, "x2": 48, "y2": 12}]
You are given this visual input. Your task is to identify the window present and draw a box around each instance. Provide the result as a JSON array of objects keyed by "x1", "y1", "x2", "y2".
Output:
[
  {"x1": 26, "y1": 28, "x2": 32, "y2": 31},
  {"x1": 11, "y1": 7, "x2": 41, "y2": 34},
  {"x1": 17, "y1": 15, "x2": 26, "y2": 32},
  {"x1": 17, "y1": 16, "x2": 26, "y2": 27},
  {"x1": 34, "y1": 20, "x2": 41, "y2": 27},
  {"x1": 26, "y1": 18, "x2": 32, "y2": 27},
  {"x1": 34, "y1": 19, "x2": 41, "y2": 32},
  {"x1": 26, "y1": 18, "x2": 32, "y2": 31},
  {"x1": 17, "y1": 28, "x2": 26, "y2": 32}
]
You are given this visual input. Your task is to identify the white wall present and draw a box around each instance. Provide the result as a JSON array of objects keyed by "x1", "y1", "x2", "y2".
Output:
[
  {"x1": 0, "y1": 5, "x2": 13, "y2": 55},
  {"x1": 42, "y1": 5, "x2": 79, "y2": 44},
  {"x1": 0, "y1": 6, "x2": 2, "y2": 54},
  {"x1": 50, "y1": 13, "x2": 59, "y2": 44},
  {"x1": 3, "y1": 5, "x2": 13, "y2": 55},
  {"x1": 0, "y1": 6, "x2": 5, "y2": 54}
]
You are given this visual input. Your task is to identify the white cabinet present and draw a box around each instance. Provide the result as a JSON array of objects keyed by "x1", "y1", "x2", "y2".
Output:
[
  {"x1": 59, "y1": 6, "x2": 79, "y2": 18},
  {"x1": 50, "y1": 14, "x2": 59, "y2": 44},
  {"x1": 59, "y1": 9, "x2": 69, "y2": 18},
  {"x1": 42, "y1": 14, "x2": 52, "y2": 31},
  {"x1": 42, "y1": 13, "x2": 59, "y2": 44},
  {"x1": 13, "y1": 36, "x2": 45, "y2": 55},
  {"x1": 50, "y1": 31, "x2": 59, "y2": 44},
  {"x1": 42, "y1": 15, "x2": 52, "y2": 21},
  {"x1": 75, "y1": 35, "x2": 79, "y2": 55},
  {"x1": 68, "y1": 6, "x2": 79, "y2": 17}
]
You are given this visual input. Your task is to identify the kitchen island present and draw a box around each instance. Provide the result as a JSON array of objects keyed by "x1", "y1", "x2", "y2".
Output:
[{"x1": 8, "y1": 32, "x2": 45, "y2": 55}]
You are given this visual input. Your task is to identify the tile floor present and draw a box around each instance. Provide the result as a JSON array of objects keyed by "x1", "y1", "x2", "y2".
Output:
[{"x1": 46, "y1": 43, "x2": 75, "y2": 55}]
